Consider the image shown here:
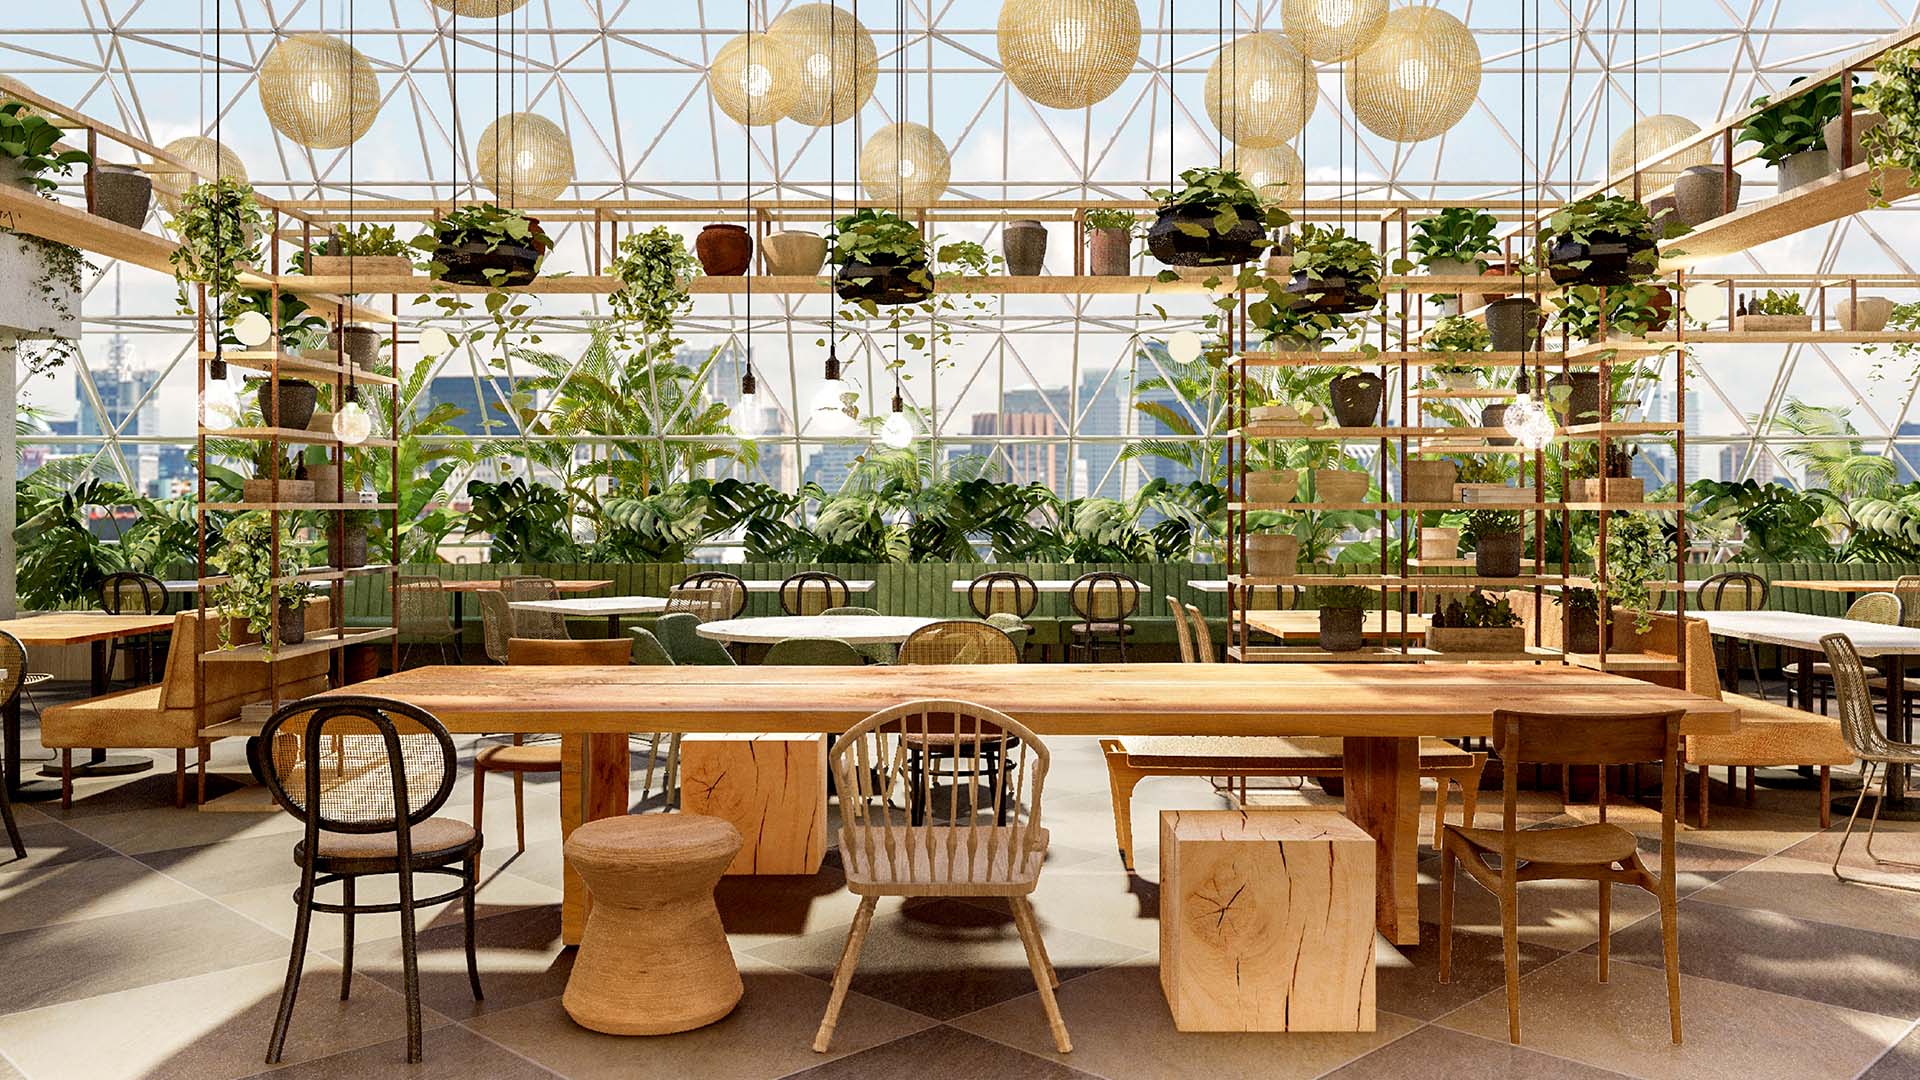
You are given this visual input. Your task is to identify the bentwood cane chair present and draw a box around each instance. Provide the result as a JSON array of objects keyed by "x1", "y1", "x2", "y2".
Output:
[
  {"x1": 814, "y1": 700, "x2": 1068, "y2": 1055},
  {"x1": 395, "y1": 576, "x2": 461, "y2": 668},
  {"x1": 504, "y1": 577, "x2": 569, "y2": 640},
  {"x1": 475, "y1": 638, "x2": 633, "y2": 851},
  {"x1": 0, "y1": 632, "x2": 28, "y2": 858},
  {"x1": 821, "y1": 606, "x2": 897, "y2": 665},
  {"x1": 98, "y1": 570, "x2": 169, "y2": 685},
  {"x1": 780, "y1": 571, "x2": 851, "y2": 616},
  {"x1": 1697, "y1": 571, "x2": 1770, "y2": 700},
  {"x1": 261, "y1": 696, "x2": 483, "y2": 1065},
  {"x1": 1439, "y1": 707, "x2": 1684, "y2": 1046},
  {"x1": 680, "y1": 572, "x2": 748, "y2": 620},
  {"x1": 967, "y1": 571, "x2": 1041, "y2": 620},
  {"x1": 1067, "y1": 572, "x2": 1142, "y2": 662},
  {"x1": 1825, "y1": 632, "x2": 1920, "y2": 885}
]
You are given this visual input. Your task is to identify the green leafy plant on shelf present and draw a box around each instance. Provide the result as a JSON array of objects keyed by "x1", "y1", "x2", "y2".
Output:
[
  {"x1": 1738, "y1": 76, "x2": 1849, "y2": 166},
  {"x1": 1862, "y1": 47, "x2": 1920, "y2": 205},
  {"x1": 207, "y1": 510, "x2": 310, "y2": 656},
  {"x1": 218, "y1": 288, "x2": 328, "y2": 351},
  {"x1": 607, "y1": 225, "x2": 701, "y2": 336},
  {"x1": 167, "y1": 176, "x2": 265, "y2": 318},
  {"x1": 1601, "y1": 513, "x2": 1675, "y2": 633},
  {"x1": 289, "y1": 223, "x2": 414, "y2": 273},
  {"x1": 1083, "y1": 208, "x2": 1138, "y2": 233},
  {"x1": 1309, "y1": 579, "x2": 1377, "y2": 610},
  {"x1": 1291, "y1": 223, "x2": 1382, "y2": 287},
  {"x1": 825, "y1": 210, "x2": 997, "y2": 374},
  {"x1": 1147, "y1": 166, "x2": 1291, "y2": 245},
  {"x1": 1551, "y1": 282, "x2": 1668, "y2": 342},
  {"x1": 1424, "y1": 314, "x2": 1491, "y2": 354},
  {"x1": 1461, "y1": 508, "x2": 1522, "y2": 547},
  {"x1": 1862, "y1": 300, "x2": 1920, "y2": 383},
  {"x1": 1431, "y1": 589, "x2": 1521, "y2": 629},
  {"x1": 1408, "y1": 208, "x2": 1500, "y2": 270},
  {"x1": 412, "y1": 203, "x2": 553, "y2": 275},
  {"x1": 1748, "y1": 288, "x2": 1806, "y2": 316},
  {"x1": 0, "y1": 100, "x2": 90, "y2": 194},
  {"x1": 1542, "y1": 194, "x2": 1664, "y2": 281}
]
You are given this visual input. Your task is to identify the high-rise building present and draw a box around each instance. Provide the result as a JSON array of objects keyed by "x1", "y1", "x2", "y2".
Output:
[{"x1": 1719, "y1": 444, "x2": 1780, "y2": 485}]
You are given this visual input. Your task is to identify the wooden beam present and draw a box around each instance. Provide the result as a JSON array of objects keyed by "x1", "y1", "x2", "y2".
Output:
[{"x1": 1660, "y1": 163, "x2": 1915, "y2": 271}]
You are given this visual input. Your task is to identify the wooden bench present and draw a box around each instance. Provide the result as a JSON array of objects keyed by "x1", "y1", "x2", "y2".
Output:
[{"x1": 40, "y1": 603, "x2": 334, "y2": 807}]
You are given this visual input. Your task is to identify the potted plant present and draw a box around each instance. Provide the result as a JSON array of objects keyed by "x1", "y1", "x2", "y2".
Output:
[
  {"x1": 331, "y1": 509, "x2": 376, "y2": 569},
  {"x1": 695, "y1": 222, "x2": 752, "y2": 276},
  {"x1": 1245, "y1": 520, "x2": 1301, "y2": 578},
  {"x1": 1144, "y1": 166, "x2": 1289, "y2": 267},
  {"x1": 209, "y1": 511, "x2": 312, "y2": 656},
  {"x1": 762, "y1": 226, "x2": 828, "y2": 276},
  {"x1": 1862, "y1": 47, "x2": 1920, "y2": 207},
  {"x1": 1409, "y1": 207, "x2": 1499, "y2": 310},
  {"x1": 0, "y1": 100, "x2": 90, "y2": 194},
  {"x1": 1326, "y1": 366, "x2": 1384, "y2": 427},
  {"x1": 1569, "y1": 443, "x2": 1644, "y2": 504},
  {"x1": 1604, "y1": 513, "x2": 1675, "y2": 633},
  {"x1": 1551, "y1": 282, "x2": 1670, "y2": 344},
  {"x1": 1463, "y1": 508, "x2": 1523, "y2": 577},
  {"x1": 1311, "y1": 579, "x2": 1375, "y2": 652},
  {"x1": 1002, "y1": 219, "x2": 1047, "y2": 276},
  {"x1": 1738, "y1": 76, "x2": 1847, "y2": 194},
  {"x1": 413, "y1": 203, "x2": 552, "y2": 287},
  {"x1": 1838, "y1": 294, "x2": 1895, "y2": 331},
  {"x1": 1673, "y1": 165, "x2": 1741, "y2": 227},
  {"x1": 829, "y1": 208, "x2": 933, "y2": 304},
  {"x1": 1285, "y1": 223, "x2": 1381, "y2": 315},
  {"x1": 1736, "y1": 288, "x2": 1812, "y2": 332},
  {"x1": 1424, "y1": 315, "x2": 1490, "y2": 388},
  {"x1": 1427, "y1": 589, "x2": 1525, "y2": 654},
  {"x1": 296, "y1": 223, "x2": 416, "y2": 279},
  {"x1": 1541, "y1": 194, "x2": 1660, "y2": 287},
  {"x1": 1312, "y1": 467, "x2": 1370, "y2": 506},
  {"x1": 242, "y1": 445, "x2": 315, "y2": 503},
  {"x1": 609, "y1": 225, "x2": 701, "y2": 331},
  {"x1": 1084, "y1": 208, "x2": 1136, "y2": 276},
  {"x1": 222, "y1": 288, "x2": 329, "y2": 355},
  {"x1": 1485, "y1": 296, "x2": 1542, "y2": 352},
  {"x1": 1555, "y1": 586, "x2": 1604, "y2": 654},
  {"x1": 167, "y1": 176, "x2": 265, "y2": 323}
]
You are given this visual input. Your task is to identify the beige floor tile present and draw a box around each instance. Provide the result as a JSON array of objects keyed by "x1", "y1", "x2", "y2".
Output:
[
  {"x1": 1415, "y1": 857, "x2": 1662, "y2": 953},
  {"x1": 949, "y1": 962, "x2": 1420, "y2": 1079},
  {"x1": 782, "y1": 1024, "x2": 1098, "y2": 1079},
  {"x1": 1563, "y1": 798, "x2": 1817, "y2": 859},
  {"x1": 463, "y1": 961, "x2": 937, "y2": 1080},
  {"x1": 61, "y1": 801, "x2": 307, "y2": 857},
  {"x1": 1321, "y1": 1024, "x2": 1633, "y2": 1079},
  {"x1": 1438, "y1": 954, "x2": 1909, "y2": 1080},
  {"x1": 0, "y1": 853, "x2": 201, "y2": 934},
  {"x1": 1688, "y1": 853, "x2": 1920, "y2": 939},
  {"x1": 0, "y1": 956, "x2": 449, "y2": 1080},
  {"x1": 234, "y1": 1024, "x2": 562, "y2": 1079},
  {"x1": 213, "y1": 865, "x2": 562, "y2": 953}
]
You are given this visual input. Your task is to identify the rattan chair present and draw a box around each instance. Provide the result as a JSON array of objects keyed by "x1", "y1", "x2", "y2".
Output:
[
  {"x1": 624, "y1": 629, "x2": 682, "y2": 809},
  {"x1": 504, "y1": 577, "x2": 569, "y2": 640},
  {"x1": 814, "y1": 699, "x2": 1068, "y2": 1055},
  {"x1": 665, "y1": 584, "x2": 728, "y2": 623},
  {"x1": 1183, "y1": 602, "x2": 1216, "y2": 662},
  {"x1": 764, "y1": 637, "x2": 866, "y2": 665},
  {"x1": 653, "y1": 612, "x2": 736, "y2": 666},
  {"x1": 1787, "y1": 592, "x2": 1902, "y2": 711},
  {"x1": 476, "y1": 638, "x2": 632, "y2": 852},
  {"x1": 1439, "y1": 707, "x2": 1683, "y2": 1046},
  {"x1": 780, "y1": 571, "x2": 851, "y2": 616},
  {"x1": 1697, "y1": 571, "x2": 1769, "y2": 700},
  {"x1": 261, "y1": 695, "x2": 483, "y2": 1065},
  {"x1": 681, "y1": 571, "x2": 748, "y2": 620},
  {"x1": 984, "y1": 613, "x2": 1031, "y2": 657},
  {"x1": 396, "y1": 576, "x2": 460, "y2": 668},
  {"x1": 477, "y1": 591, "x2": 516, "y2": 665},
  {"x1": 899, "y1": 620, "x2": 1020, "y2": 665},
  {"x1": 966, "y1": 571, "x2": 1040, "y2": 620},
  {"x1": 1068, "y1": 572, "x2": 1141, "y2": 662},
  {"x1": 0, "y1": 631, "x2": 27, "y2": 858},
  {"x1": 822, "y1": 606, "x2": 896, "y2": 665},
  {"x1": 1825, "y1": 632, "x2": 1920, "y2": 885},
  {"x1": 98, "y1": 570, "x2": 168, "y2": 684}
]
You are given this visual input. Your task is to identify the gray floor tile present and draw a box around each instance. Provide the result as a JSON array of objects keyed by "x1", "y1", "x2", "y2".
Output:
[{"x1": 0, "y1": 898, "x2": 290, "y2": 1014}]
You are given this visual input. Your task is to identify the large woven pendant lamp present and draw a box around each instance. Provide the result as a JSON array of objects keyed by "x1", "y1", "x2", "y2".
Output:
[
  {"x1": 476, "y1": 112, "x2": 574, "y2": 202},
  {"x1": 1280, "y1": 0, "x2": 1388, "y2": 62},
  {"x1": 1232, "y1": 144, "x2": 1304, "y2": 202},
  {"x1": 859, "y1": 121, "x2": 950, "y2": 205},
  {"x1": 997, "y1": 0, "x2": 1142, "y2": 110},
  {"x1": 157, "y1": 136, "x2": 247, "y2": 212},
  {"x1": 430, "y1": 0, "x2": 531, "y2": 14},
  {"x1": 1204, "y1": 32, "x2": 1315, "y2": 149},
  {"x1": 257, "y1": 32, "x2": 381, "y2": 149},
  {"x1": 769, "y1": 3, "x2": 878, "y2": 126},
  {"x1": 1609, "y1": 115, "x2": 1707, "y2": 192},
  {"x1": 1346, "y1": 5, "x2": 1481, "y2": 143},
  {"x1": 712, "y1": 31, "x2": 805, "y2": 127}
]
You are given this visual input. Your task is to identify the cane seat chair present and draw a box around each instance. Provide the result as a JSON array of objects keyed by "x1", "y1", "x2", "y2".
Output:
[
  {"x1": 665, "y1": 584, "x2": 727, "y2": 623},
  {"x1": 1696, "y1": 571, "x2": 1770, "y2": 699},
  {"x1": 780, "y1": 572, "x2": 851, "y2": 616},
  {"x1": 1068, "y1": 572, "x2": 1142, "y2": 661},
  {"x1": 98, "y1": 570, "x2": 169, "y2": 684},
  {"x1": 626, "y1": 629, "x2": 683, "y2": 808},
  {"x1": 1786, "y1": 592, "x2": 1902, "y2": 711},
  {"x1": 0, "y1": 632, "x2": 27, "y2": 858},
  {"x1": 477, "y1": 591, "x2": 515, "y2": 665},
  {"x1": 1183, "y1": 602, "x2": 1216, "y2": 662},
  {"x1": 395, "y1": 576, "x2": 460, "y2": 668},
  {"x1": 680, "y1": 572, "x2": 748, "y2": 620},
  {"x1": 1825, "y1": 632, "x2": 1920, "y2": 885},
  {"x1": 814, "y1": 700, "x2": 1069, "y2": 1055},
  {"x1": 967, "y1": 572, "x2": 1040, "y2": 620},
  {"x1": 897, "y1": 622, "x2": 1022, "y2": 825},
  {"x1": 475, "y1": 638, "x2": 632, "y2": 852},
  {"x1": 822, "y1": 606, "x2": 897, "y2": 665},
  {"x1": 1439, "y1": 707, "x2": 1684, "y2": 1046},
  {"x1": 261, "y1": 695, "x2": 482, "y2": 1065}
]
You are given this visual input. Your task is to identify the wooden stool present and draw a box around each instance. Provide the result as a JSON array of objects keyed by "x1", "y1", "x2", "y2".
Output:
[
  {"x1": 1160, "y1": 809, "x2": 1376, "y2": 1032},
  {"x1": 562, "y1": 813, "x2": 745, "y2": 1035}
]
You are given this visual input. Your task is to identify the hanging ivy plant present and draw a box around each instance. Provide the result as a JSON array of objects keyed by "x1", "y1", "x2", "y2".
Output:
[
  {"x1": 1861, "y1": 47, "x2": 1920, "y2": 206},
  {"x1": 207, "y1": 510, "x2": 309, "y2": 656},
  {"x1": 607, "y1": 225, "x2": 701, "y2": 335},
  {"x1": 1601, "y1": 513, "x2": 1674, "y2": 633},
  {"x1": 166, "y1": 176, "x2": 264, "y2": 318}
]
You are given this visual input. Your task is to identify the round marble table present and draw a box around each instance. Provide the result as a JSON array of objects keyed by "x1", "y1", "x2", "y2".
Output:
[{"x1": 693, "y1": 615, "x2": 940, "y2": 646}]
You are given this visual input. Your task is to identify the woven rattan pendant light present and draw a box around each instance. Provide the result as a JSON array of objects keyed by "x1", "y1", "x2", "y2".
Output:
[
  {"x1": 476, "y1": 112, "x2": 573, "y2": 201},
  {"x1": 1231, "y1": 144, "x2": 1304, "y2": 201},
  {"x1": 1204, "y1": 32, "x2": 1315, "y2": 149},
  {"x1": 1280, "y1": 0, "x2": 1388, "y2": 62},
  {"x1": 712, "y1": 30, "x2": 804, "y2": 127},
  {"x1": 860, "y1": 121, "x2": 950, "y2": 205},
  {"x1": 157, "y1": 136, "x2": 247, "y2": 212},
  {"x1": 257, "y1": 32, "x2": 381, "y2": 149},
  {"x1": 769, "y1": 3, "x2": 877, "y2": 126},
  {"x1": 1609, "y1": 115, "x2": 1707, "y2": 192},
  {"x1": 997, "y1": 0, "x2": 1142, "y2": 110},
  {"x1": 1346, "y1": 5, "x2": 1480, "y2": 143},
  {"x1": 430, "y1": 0, "x2": 531, "y2": 14}
]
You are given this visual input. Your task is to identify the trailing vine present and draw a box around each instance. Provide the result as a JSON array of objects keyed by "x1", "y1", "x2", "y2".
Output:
[
  {"x1": 207, "y1": 510, "x2": 309, "y2": 656},
  {"x1": 8, "y1": 231, "x2": 89, "y2": 375}
]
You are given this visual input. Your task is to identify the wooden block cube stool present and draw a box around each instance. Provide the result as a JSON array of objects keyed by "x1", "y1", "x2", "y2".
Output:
[
  {"x1": 562, "y1": 813, "x2": 745, "y2": 1035},
  {"x1": 1159, "y1": 809, "x2": 1377, "y2": 1032},
  {"x1": 679, "y1": 733, "x2": 828, "y2": 875}
]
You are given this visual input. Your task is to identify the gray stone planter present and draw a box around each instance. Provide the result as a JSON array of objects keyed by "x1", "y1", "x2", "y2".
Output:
[
  {"x1": 328, "y1": 325, "x2": 384, "y2": 369},
  {"x1": 1826, "y1": 110, "x2": 1885, "y2": 171},
  {"x1": 1674, "y1": 165, "x2": 1740, "y2": 226},
  {"x1": 1484, "y1": 297, "x2": 1539, "y2": 353},
  {"x1": 1329, "y1": 372, "x2": 1385, "y2": 427},
  {"x1": 1777, "y1": 148, "x2": 1834, "y2": 194},
  {"x1": 0, "y1": 232, "x2": 80, "y2": 340},
  {"x1": 1474, "y1": 530, "x2": 1523, "y2": 577},
  {"x1": 1319, "y1": 607, "x2": 1365, "y2": 652},
  {"x1": 91, "y1": 163, "x2": 152, "y2": 229},
  {"x1": 1002, "y1": 220, "x2": 1047, "y2": 276}
]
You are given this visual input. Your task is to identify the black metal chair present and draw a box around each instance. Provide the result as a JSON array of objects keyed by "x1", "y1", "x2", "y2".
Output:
[
  {"x1": 98, "y1": 570, "x2": 169, "y2": 685},
  {"x1": 1698, "y1": 571, "x2": 1771, "y2": 700},
  {"x1": 1068, "y1": 572, "x2": 1142, "y2": 662},
  {"x1": 0, "y1": 631, "x2": 28, "y2": 859},
  {"x1": 681, "y1": 571, "x2": 748, "y2": 620},
  {"x1": 780, "y1": 571, "x2": 851, "y2": 616},
  {"x1": 966, "y1": 571, "x2": 1040, "y2": 620},
  {"x1": 260, "y1": 695, "x2": 482, "y2": 1065}
]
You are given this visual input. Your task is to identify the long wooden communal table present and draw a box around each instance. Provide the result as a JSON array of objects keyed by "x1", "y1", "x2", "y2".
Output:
[
  {"x1": 319, "y1": 663, "x2": 1737, "y2": 946},
  {"x1": 0, "y1": 613, "x2": 178, "y2": 797}
]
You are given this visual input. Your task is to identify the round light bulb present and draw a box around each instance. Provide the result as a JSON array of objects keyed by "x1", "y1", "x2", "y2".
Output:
[
  {"x1": 232, "y1": 311, "x2": 274, "y2": 348},
  {"x1": 1168, "y1": 330, "x2": 1204, "y2": 364},
  {"x1": 332, "y1": 400, "x2": 373, "y2": 445},
  {"x1": 734, "y1": 390, "x2": 766, "y2": 436},
  {"x1": 1504, "y1": 394, "x2": 1535, "y2": 439},
  {"x1": 1683, "y1": 284, "x2": 1728, "y2": 327},
  {"x1": 419, "y1": 327, "x2": 453, "y2": 356},
  {"x1": 878, "y1": 409, "x2": 914, "y2": 450},
  {"x1": 808, "y1": 376, "x2": 857, "y2": 437}
]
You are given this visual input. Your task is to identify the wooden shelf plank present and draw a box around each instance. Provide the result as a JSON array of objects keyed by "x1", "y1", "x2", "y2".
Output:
[
  {"x1": 205, "y1": 350, "x2": 401, "y2": 386},
  {"x1": 199, "y1": 501, "x2": 398, "y2": 511},
  {"x1": 1379, "y1": 275, "x2": 1555, "y2": 294},
  {"x1": 1659, "y1": 162, "x2": 1915, "y2": 272},
  {"x1": 1645, "y1": 329, "x2": 1920, "y2": 345},
  {"x1": 279, "y1": 273, "x2": 1221, "y2": 297},
  {"x1": 1414, "y1": 388, "x2": 1516, "y2": 399},
  {"x1": 1563, "y1": 339, "x2": 1678, "y2": 361},
  {"x1": 1562, "y1": 651, "x2": 1686, "y2": 673},
  {"x1": 1561, "y1": 421, "x2": 1682, "y2": 437},
  {"x1": 203, "y1": 426, "x2": 398, "y2": 449},
  {"x1": 0, "y1": 185, "x2": 177, "y2": 273},
  {"x1": 1562, "y1": 501, "x2": 1686, "y2": 512},
  {"x1": 200, "y1": 626, "x2": 396, "y2": 664}
]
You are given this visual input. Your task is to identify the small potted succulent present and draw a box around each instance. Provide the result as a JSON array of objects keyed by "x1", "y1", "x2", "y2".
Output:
[
  {"x1": 1409, "y1": 207, "x2": 1499, "y2": 310},
  {"x1": 1738, "y1": 76, "x2": 1847, "y2": 194},
  {"x1": 1424, "y1": 315, "x2": 1490, "y2": 388},
  {"x1": 829, "y1": 208, "x2": 933, "y2": 304},
  {"x1": 1144, "y1": 166, "x2": 1289, "y2": 268},
  {"x1": 1285, "y1": 223, "x2": 1382, "y2": 315},
  {"x1": 1735, "y1": 288, "x2": 1813, "y2": 332},
  {"x1": 1311, "y1": 578, "x2": 1376, "y2": 653},
  {"x1": 1463, "y1": 508, "x2": 1523, "y2": 577},
  {"x1": 1427, "y1": 589, "x2": 1525, "y2": 654},
  {"x1": 413, "y1": 203, "x2": 553, "y2": 287},
  {"x1": 1555, "y1": 586, "x2": 1604, "y2": 654},
  {"x1": 296, "y1": 223, "x2": 417, "y2": 279},
  {"x1": 1084, "y1": 208, "x2": 1136, "y2": 276},
  {"x1": 1541, "y1": 194, "x2": 1661, "y2": 287}
]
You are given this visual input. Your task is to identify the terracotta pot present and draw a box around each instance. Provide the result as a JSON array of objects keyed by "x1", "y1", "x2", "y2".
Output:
[
  {"x1": 1246, "y1": 534, "x2": 1300, "y2": 578},
  {"x1": 695, "y1": 224, "x2": 753, "y2": 276},
  {"x1": 258, "y1": 379, "x2": 318, "y2": 429},
  {"x1": 1420, "y1": 527, "x2": 1461, "y2": 561},
  {"x1": 1329, "y1": 371, "x2": 1384, "y2": 427},
  {"x1": 91, "y1": 163, "x2": 152, "y2": 229},
  {"x1": 1827, "y1": 110, "x2": 1886, "y2": 171},
  {"x1": 342, "y1": 644, "x2": 383, "y2": 683},
  {"x1": 1318, "y1": 607, "x2": 1365, "y2": 652},
  {"x1": 1313, "y1": 468, "x2": 1370, "y2": 506},
  {"x1": 1088, "y1": 227, "x2": 1132, "y2": 276},
  {"x1": 1673, "y1": 165, "x2": 1741, "y2": 226},
  {"x1": 1404, "y1": 459, "x2": 1458, "y2": 503},
  {"x1": 276, "y1": 603, "x2": 307, "y2": 648},
  {"x1": 1776, "y1": 148, "x2": 1834, "y2": 195},
  {"x1": 760, "y1": 230, "x2": 827, "y2": 276},
  {"x1": 1480, "y1": 262, "x2": 1519, "y2": 302},
  {"x1": 1002, "y1": 220, "x2": 1047, "y2": 276},
  {"x1": 1485, "y1": 297, "x2": 1540, "y2": 352},
  {"x1": 1245, "y1": 470, "x2": 1300, "y2": 504},
  {"x1": 1473, "y1": 530, "x2": 1523, "y2": 578},
  {"x1": 1838, "y1": 296, "x2": 1894, "y2": 332}
]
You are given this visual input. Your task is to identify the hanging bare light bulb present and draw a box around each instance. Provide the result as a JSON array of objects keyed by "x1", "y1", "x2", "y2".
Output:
[
  {"x1": 735, "y1": 364, "x2": 768, "y2": 436},
  {"x1": 332, "y1": 387, "x2": 373, "y2": 445},
  {"x1": 878, "y1": 385, "x2": 914, "y2": 449},
  {"x1": 1167, "y1": 330, "x2": 1204, "y2": 364},
  {"x1": 808, "y1": 349, "x2": 858, "y2": 437}
]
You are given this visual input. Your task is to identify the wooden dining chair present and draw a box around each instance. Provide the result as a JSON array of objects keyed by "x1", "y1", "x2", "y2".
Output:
[
  {"x1": 1786, "y1": 591, "x2": 1901, "y2": 711},
  {"x1": 967, "y1": 571, "x2": 1040, "y2": 620},
  {"x1": 814, "y1": 699, "x2": 1068, "y2": 1055},
  {"x1": 261, "y1": 696, "x2": 483, "y2": 1065},
  {"x1": 0, "y1": 632, "x2": 28, "y2": 859},
  {"x1": 475, "y1": 637, "x2": 631, "y2": 852},
  {"x1": 780, "y1": 572, "x2": 851, "y2": 616},
  {"x1": 1166, "y1": 596, "x2": 1196, "y2": 662},
  {"x1": 681, "y1": 571, "x2": 748, "y2": 620},
  {"x1": 98, "y1": 570, "x2": 168, "y2": 685},
  {"x1": 1183, "y1": 602, "x2": 1216, "y2": 662},
  {"x1": 1439, "y1": 707, "x2": 1684, "y2": 1046},
  {"x1": 1068, "y1": 572, "x2": 1141, "y2": 662},
  {"x1": 665, "y1": 584, "x2": 726, "y2": 622},
  {"x1": 1696, "y1": 571, "x2": 1769, "y2": 699},
  {"x1": 898, "y1": 621, "x2": 1022, "y2": 825},
  {"x1": 504, "y1": 577, "x2": 569, "y2": 640}
]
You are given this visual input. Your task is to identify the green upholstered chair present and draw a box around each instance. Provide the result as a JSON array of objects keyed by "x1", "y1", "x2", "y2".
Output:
[
  {"x1": 629, "y1": 627, "x2": 675, "y2": 666},
  {"x1": 985, "y1": 612, "x2": 1031, "y2": 658},
  {"x1": 821, "y1": 606, "x2": 896, "y2": 665},
  {"x1": 653, "y1": 613, "x2": 736, "y2": 666},
  {"x1": 764, "y1": 637, "x2": 866, "y2": 665}
]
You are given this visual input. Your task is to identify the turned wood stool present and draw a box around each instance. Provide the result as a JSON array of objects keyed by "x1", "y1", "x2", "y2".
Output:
[{"x1": 562, "y1": 812, "x2": 745, "y2": 1035}]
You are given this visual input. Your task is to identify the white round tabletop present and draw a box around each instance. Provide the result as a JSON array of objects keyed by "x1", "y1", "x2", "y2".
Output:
[{"x1": 694, "y1": 615, "x2": 940, "y2": 646}]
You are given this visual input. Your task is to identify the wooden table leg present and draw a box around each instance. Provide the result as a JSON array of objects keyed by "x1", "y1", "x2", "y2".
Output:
[
  {"x1": 561, "y1": 732, "x2": 631, "y2": 946},
  {"x1": 1342, "y1": 736, "x2": 1420, "y2": 946}
]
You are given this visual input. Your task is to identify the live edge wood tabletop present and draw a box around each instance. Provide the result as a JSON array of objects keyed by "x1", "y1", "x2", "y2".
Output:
[{"x1": 318, "y1": 663, "x2": 1737, "y2": 946}]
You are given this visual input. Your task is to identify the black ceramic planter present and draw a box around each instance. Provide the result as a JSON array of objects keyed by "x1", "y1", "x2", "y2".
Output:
[
  {"x1": 257, "y1": 379, "x2": 318, "y2": 430},
  {"x1": 1545, "y1": 232, "x2": 1655, "y2": 287},
  {"x1": 435, "y1": 240, "x2": 542, "y2": 287},
  {"x1": 1481, "y1": 403, "x2": 1515, "y2": 446},
  {"x1": 1330, "y1": 372, "x2": 1385, "y2": 427},
  {"x1": 1319, "y1": 607, "x2": 1365, "y2": 652},
  {"x1": 1285, "y1": 270, "x2": 1379, "y2": 315},
  {"x1": 1145, "y1": 205, "x2": 1267, "y2": 267},
  {"x1": 276, "y1": 603, "x2": 307, "y2": 648},
  {"x1": 835, "y1": 257, "x2": 933, "y2": 305},
  {"x1": 1547, "y1": 371, "x2": 1603, "y2": 425},
  {"x1": 1474, "y1": 530, "x2": 1523, "y2": 577}
]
